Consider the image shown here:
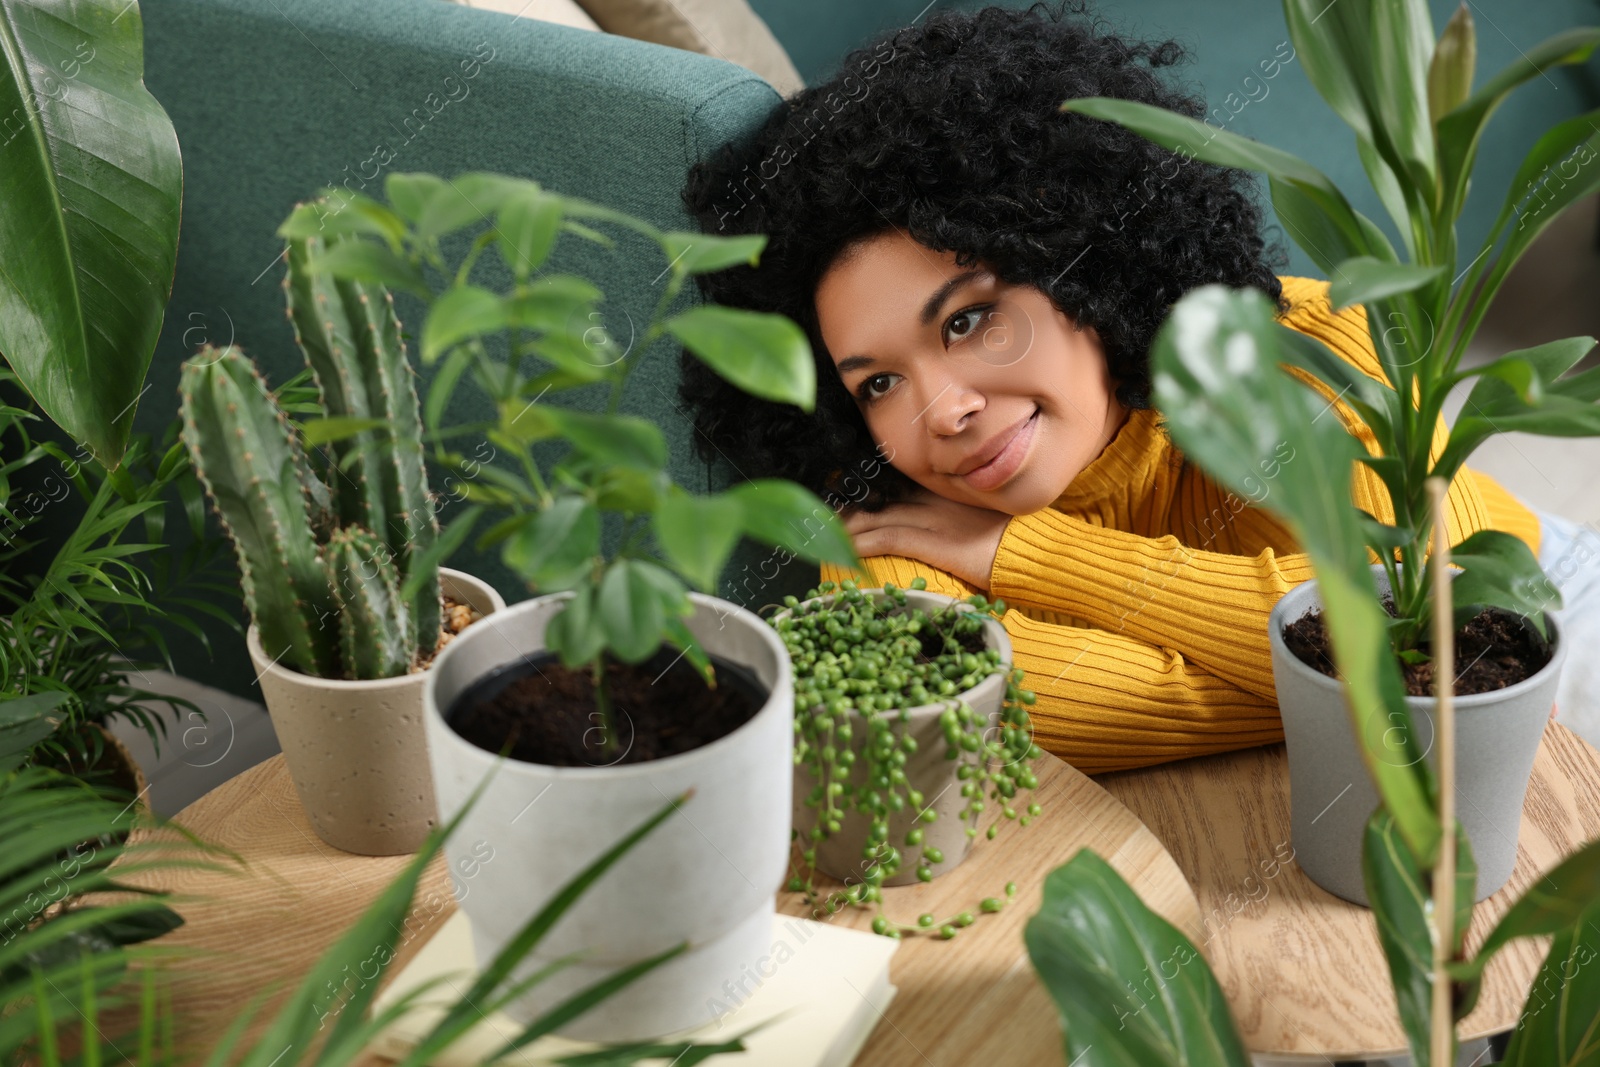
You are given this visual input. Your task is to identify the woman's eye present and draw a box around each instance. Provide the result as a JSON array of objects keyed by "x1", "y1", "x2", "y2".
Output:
[
  {"x1": 944, "y1": 305, "x2": 992, "y2": 344},
  {"x1": 857, "y1": 373, "x2": 896, "y2": 403}
]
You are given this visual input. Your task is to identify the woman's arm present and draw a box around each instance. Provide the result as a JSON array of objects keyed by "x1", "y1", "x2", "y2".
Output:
[{"x1": 820, "y1": 555, "x2": 1284, "y2": 775}]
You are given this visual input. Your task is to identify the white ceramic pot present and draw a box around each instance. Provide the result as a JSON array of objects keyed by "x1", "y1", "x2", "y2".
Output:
[
  {"x1": 422, "y1": 590, "x2": 793, "y2": 1042},
  {"x1": 1268, "y1": 566, "x2": 1565, "y2": 905},
  {"x1": 246, "y1": 568, "x2": 505, "y2": 856},
  {"x1": 774, "y1": 588, "x2": 1013, "y2": 886}
]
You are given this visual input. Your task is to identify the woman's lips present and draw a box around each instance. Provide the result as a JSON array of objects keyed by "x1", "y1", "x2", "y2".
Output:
[{"x1": 962, "y1": 408, "x2": 1038, "y2": 491}]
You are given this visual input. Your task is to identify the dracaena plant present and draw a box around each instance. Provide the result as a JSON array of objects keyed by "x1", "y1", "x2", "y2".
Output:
[
  {"x1": 1030, "y1": 2, "x2": 1600, "y2": 1063},
  {"x1": 276, "y1": 172, "x2": 861, "y2": 752}
]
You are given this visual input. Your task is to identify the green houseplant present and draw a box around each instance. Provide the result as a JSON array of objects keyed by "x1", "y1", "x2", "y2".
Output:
[
  {"x1": 274, "y1": 171, "x2": 862, "y2": 1040},
  {"x1": 773, "y1": 576, "x2": 1041, "y2": 940},
  {"x1": 0, "y1": 758, "x2": 753, "y2": 1066},
  {"x1": 1063, "y1": 0, "x2": 1600, "y2": 906},
  {"x1": 176, "y1": 234, "x2": 506, "y2": 858}
]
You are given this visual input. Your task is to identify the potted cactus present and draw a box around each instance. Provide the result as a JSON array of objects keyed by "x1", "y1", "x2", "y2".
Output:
[
  {"x1": 275, "y1": 172, "x2": 861, "y2": 1042},
  {"x1": 177, "y1": 234, "x2": 504, "y2": 857}
]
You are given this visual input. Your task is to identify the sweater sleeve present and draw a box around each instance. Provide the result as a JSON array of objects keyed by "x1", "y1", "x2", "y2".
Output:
[
  {"x1": 986, "y1": 277, "x2": 1526, "y2": 702},
  {"x1": 819, "y1": 554, "x2": 1285, "y2": 775}
]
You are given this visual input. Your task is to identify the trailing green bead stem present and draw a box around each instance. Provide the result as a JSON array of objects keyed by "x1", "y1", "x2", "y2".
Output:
[
  {"x1": 283, "y1": 231, "x2": 439, "y2": 649},
  {"x1": 178, "y1": 345, "x2": 340, "y2": 678},
  {"x1": 773, "y1": 575, "x2": 1041, "y2": 939}
]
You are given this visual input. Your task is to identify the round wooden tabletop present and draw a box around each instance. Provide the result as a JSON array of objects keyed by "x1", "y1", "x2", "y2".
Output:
[
  {"x1": 109, "y1": 748, "x2": 1199, "y2": 1066},
  {"x1": 1095, "y1": 721, "x2": 1600, "y2": 1062}
]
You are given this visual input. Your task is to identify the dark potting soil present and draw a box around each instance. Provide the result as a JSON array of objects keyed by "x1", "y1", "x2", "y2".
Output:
[
  {"x1": 445, "y1": 645, "x2": 768, "y2": 767},
  {"x1": 1282, "y1": 602, "x2": 1552, "y2": 696}
]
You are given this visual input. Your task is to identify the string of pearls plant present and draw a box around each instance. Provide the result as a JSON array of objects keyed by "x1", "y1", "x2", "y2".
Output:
[{"x1": 770, "y1": 576, "x2": 1042, "y2": 939}]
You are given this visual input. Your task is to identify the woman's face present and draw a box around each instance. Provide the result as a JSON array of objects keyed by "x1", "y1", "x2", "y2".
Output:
[{"x1": 814, "y1": 228, "x2": 1129, "y2": 515}]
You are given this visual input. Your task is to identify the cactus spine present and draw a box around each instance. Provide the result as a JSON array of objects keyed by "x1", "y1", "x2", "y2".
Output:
[
  {"x1": 283, "y1": 232, "x2": 441, "y2": 650},
  {"x1": 179, "y1": 228, "x2": 445, "y2": 681}
]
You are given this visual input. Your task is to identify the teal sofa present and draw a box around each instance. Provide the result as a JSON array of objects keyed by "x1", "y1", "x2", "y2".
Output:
[{"x1": 128, "y1": 0, "x2": 1597, "y2": 701}]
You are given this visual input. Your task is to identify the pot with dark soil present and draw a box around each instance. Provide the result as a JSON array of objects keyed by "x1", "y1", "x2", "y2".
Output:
[
  {"x1": 422, "y1": 589, "x2": 794, "y2": 1042},
  {"x1": 1268, "y1": 565, "x2": 1566, "y2": 906}
]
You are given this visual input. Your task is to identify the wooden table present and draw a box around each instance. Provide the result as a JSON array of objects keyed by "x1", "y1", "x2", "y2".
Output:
[
  {"x1": 1096, "y1": 721, "x2": 1600, "y2": 1063},
  {"x1": 110, "y1": 748, "x2": 1199, "y2": 1066}
]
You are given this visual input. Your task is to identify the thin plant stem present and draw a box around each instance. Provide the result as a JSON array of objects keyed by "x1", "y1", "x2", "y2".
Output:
[{"x1": 1428, "y1": 475, "x2": 1457, "y2": 1067}]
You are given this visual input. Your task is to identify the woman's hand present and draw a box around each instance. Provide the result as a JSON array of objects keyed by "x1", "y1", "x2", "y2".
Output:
[{"x1": 841, "y1": 487, "x2": 1013, "y2": 592}]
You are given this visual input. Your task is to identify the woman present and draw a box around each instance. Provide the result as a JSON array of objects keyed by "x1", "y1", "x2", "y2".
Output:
[{"x1": 676, "y1": 1, "x2": 1591, "y2": 773}]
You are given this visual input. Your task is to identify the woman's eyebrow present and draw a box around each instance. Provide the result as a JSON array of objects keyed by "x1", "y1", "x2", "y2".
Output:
[
  {"x1": 919, "y1": 269, "x2": 985, "y2": 327},
  {"x1": 836, "y1": 269, "x2": 988, "y2": 375}
]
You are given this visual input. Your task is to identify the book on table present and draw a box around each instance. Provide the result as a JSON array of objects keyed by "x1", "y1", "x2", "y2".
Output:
[{"x1": 364, "y1": 908, "x2": 900, "y2": 1066}]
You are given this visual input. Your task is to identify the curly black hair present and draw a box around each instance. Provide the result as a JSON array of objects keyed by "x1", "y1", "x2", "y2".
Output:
[{"x1": 677, "y1": 0, "x2": 1286, "y2": 512}]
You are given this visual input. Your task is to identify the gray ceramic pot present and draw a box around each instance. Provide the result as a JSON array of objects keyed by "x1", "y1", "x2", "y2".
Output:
[
  {"x1": 774, "y1": 588, "x2": 1014, "y2": 886},
  {"x1": 423, "y1": 590, "x2": 794, "y2": 1042},
  {"x1": 246, "y1": 568, "x2": 505, "y2": 856},
  {"x1": 1268, "y1": 566, "x2": 1565, "y2": 905}
]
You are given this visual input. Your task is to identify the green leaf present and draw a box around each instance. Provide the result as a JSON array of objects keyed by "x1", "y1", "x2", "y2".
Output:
[
  {"x1": 1150, "y1": 285, "x2": 1439, "y2": 862},
  {"x1": 1269, "y1": 176, "x2": 1397, "y2": 276},
  {"x1": 415, "y1": 173, "x2": 524, "y2": 241},
  {"x1": 1363, "y1": 809, "x2": 1477, "y2": 1067},
  {"x1": 1498, "y1": 896, "x2": 1600, "y2": 1066},
  {"x1": 654, "y1": 489, "x2": 743, "y2": 592},
  {"x1": 1365, "y1": 0, "x2": 1438, "y2": 200},
  {"x1": 593, "y1": 466, "x2": 666, "y2": 513},
  {"x1": 1024, "y1": 848, "x2": 1251, "y2": 1067},
  {"x1": 299, "y1": 416, "x2": 390, "y2": 447},
  {"x1": 1328, "y1": 258, "x2": 1446, "y2": 311},
  {"x1": 0, "y1": 0, "x2": 183, "y2": 468},
  {"x1": 597, "y1": 559, "x2": 670, "y2": 664},
  {"x1": 1428, "y1": 4, "x2": 1476, "y2": 125},
  {"x1": 399, "y1": 505, "x2": 483, "y2": 605},
  {"x1": 385, "y1": 172, "x2": 449, "y2": 222},
  {"x1": 543, "y1": 408, "x2": 667, "y2": 473},
  {"x1": 503, "y1": 496, "x2": 599, "y2": 591},
  {"x1": 1453, "y1": 839, "x2": 1600, "y2": 984},
  {"x1": 423, "y1": 285, "x2": 509, "y2": 363},
  {"x1": 277, "y1": 194, "x2": 407, "y2": 251},
  {"x1": 305, "y1": 241, "x2": 429, "y2": 298},
  {"x1": 1438, "y1": 337, "x2": 1600, "y2": 481},
  {"x1": 544, "y1": 582, "x2": 606, "y2": 668},
  {"x1": 724, "y1": 479, "x2": 859, "y2": 569},
  {"x1": 657, "y1": 232, "x2": 766, "y2": 274},
  {"x1": 1437, "y1": 28, "x2": 1600, "y2": 229},
  {"x1": 505, "y1": 275, "x2": 603, "y2": 332},
  {"x1": 666, "y1": 305, "x2": 816, "y2": 411},
  {"x1": 0, "y1": 693, "x2": 68, "y2": 772},
  {"x1": 497, "y1": 187, "x2": 564, "y2": 278},
  {"x1": 1447, "y1": 529, "x2": 1557, "y2": 638}
]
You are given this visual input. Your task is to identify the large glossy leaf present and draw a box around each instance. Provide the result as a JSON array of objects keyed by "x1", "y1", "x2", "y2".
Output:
[
  {"x1": 0, "y1": 0, "x2": 182, "y2": 469},
  {"x1": 1438, "y1": 336, "x2": 1600, "y2": 481},
  {"x1": 1063, "y1": 97, "x2": 1385, "y2": 269},
  {"x1": 654, "y1": 488, "x2": 743, "y2": 593},
  {"x1": 666, "y1": 305, "x2": 815, "y2": 411},
  {"x1": 1329, "y1": 258, "x2": 1445, "y2": 312},
  {"x1": 724, "y1": 478, "x2": 858, "y2": 569},
  {"x1": 1436, "y1": 27, "x2": 1600, "y2": 229},
  {"x1": 1150, "y1": 285, "x2": 1439, "y2": 861},
  {"x1": 1363, "y1": 809, "x2": 1477, "y2": 1067},
  {"x1": 1453, "y1": 840, "x2": 1600, "y2": 985},
  {"x1": 1498, "y1": 897, "x2": 1600, "y2": 1066},
  {"x1": 1366, "y1": 0, "x2": 1437, "y2": 203},
  {"x1": 1446, "y1": 529, "x2": 1555, "y2": 638},
  {"x1": 1024, "y1": 848, "x2": 1250, "y2": 1067}
]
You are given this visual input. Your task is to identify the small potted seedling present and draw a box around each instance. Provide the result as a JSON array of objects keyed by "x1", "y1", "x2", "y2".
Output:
[
  {"x1": 771, "y1": 577, "x2": 1041, "y2": 940},
  {"x1": 276, "y1": 172, "x2": 861, "y2": 1041},
  {"x1": 177, "y1": 234, "x2": 504, "y2": 856},
  {"x1": 1066, "y1": 3, "x2": 1600, "y2": 903}
]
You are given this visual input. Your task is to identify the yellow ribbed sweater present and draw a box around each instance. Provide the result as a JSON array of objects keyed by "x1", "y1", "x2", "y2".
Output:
[{"x1": 819, "y1": 277, "x2": 1542, "y2": 775}]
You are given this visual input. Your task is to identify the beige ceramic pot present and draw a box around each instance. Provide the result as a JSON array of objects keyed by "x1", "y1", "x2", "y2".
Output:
[{"x1": 246, "y1": 567, "x2": 505, "y2": 855}]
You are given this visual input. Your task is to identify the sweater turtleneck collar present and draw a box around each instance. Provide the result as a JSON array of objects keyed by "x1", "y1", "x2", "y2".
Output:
[{"x1": 1049, "y1": 405, "x2": 1172, "y2": 517}]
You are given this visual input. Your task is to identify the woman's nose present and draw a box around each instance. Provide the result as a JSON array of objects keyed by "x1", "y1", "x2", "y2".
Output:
[{"x1": 920, "y1": 379, "x2": 985, "y2": 437}]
